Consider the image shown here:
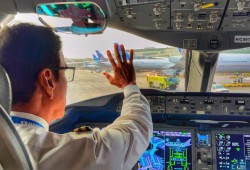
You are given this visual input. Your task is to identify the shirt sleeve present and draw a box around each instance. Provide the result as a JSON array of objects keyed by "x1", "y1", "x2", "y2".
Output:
[
  {"x1": 92, "y1": 84, "x2": 153, "y2": 169},
  {"x1": 15, "y1": 85, "x2": 153, "y2": 170}
]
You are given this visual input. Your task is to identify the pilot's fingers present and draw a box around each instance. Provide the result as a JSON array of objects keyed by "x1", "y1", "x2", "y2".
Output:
[
  {"x1": 103, "y1": 72, "x2": 115, "y2": 85},
  {"x1": 120, "y1": 44, "x2": 127, "y2": 64},
  {"x1": 114, "y1": 44, "x2": 122, "y2": 66},
  {"x1": 129, "y1": 49, "x2": 134, "y2": 64},
  {"x1": 106, "y1": 50, "x2": 117, "y2": 69}
]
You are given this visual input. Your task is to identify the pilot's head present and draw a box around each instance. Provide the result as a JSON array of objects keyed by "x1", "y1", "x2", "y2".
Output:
[{"x1": 0, "y1": 23, "x2": 67, "y2": 123}]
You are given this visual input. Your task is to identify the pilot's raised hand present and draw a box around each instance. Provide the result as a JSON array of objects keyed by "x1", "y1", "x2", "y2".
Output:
[{"x1": 103, "y1": 44, "x2": 136, "y2": 89}]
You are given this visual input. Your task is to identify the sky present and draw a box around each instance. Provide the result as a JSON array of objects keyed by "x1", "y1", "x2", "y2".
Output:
[{"x1": 14, "y1": 13, "x2": 168, "y2": 58}]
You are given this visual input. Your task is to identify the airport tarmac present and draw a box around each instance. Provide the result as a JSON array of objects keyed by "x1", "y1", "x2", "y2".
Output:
[
  {"x1": 66, "y1": 70, "x2": 250, "y2": 105},
  {"x1": 214, "y1": 75, "x2": 250, "y2": 93},
  {"x1": 66, "y1": 70, "x2": 183, "y2": 104}
]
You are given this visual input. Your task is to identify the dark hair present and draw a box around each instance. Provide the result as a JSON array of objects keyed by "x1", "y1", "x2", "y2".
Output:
[{"x1": 0, "y1": 23, "x2": 62, "y2": 105}]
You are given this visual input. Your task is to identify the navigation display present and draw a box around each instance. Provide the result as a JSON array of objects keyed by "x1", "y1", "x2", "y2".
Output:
[
  {"x1": 215, "y1": 133, "x2": 250, "y2": 170},
  {"x1": 136, "y1": 130, "x2": 193, "y2": 170}
]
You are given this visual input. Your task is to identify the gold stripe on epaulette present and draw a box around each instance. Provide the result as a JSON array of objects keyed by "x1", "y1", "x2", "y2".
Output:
[{"x1": 73, "y1": 126, "x2": 92, "y2": 133}]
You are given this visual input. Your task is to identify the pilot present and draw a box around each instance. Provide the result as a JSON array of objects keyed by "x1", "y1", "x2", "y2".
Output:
[{"x1": 0, "y1": 23, "x2": 153, "y2": 170}]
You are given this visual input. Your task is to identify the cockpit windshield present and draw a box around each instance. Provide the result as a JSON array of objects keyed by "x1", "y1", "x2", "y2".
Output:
[
  {"x1": 11, "y1": 13, "x2": 250, "y2": 105},
  {"x1": 13, "y1": 13, "x2": 186, "y2": 105}
]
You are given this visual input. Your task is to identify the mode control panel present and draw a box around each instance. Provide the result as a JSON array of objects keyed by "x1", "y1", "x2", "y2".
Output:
[
  {"x1": 116, "y1": 93, "x2": 250, "y2": 117},
  {"x1": 165, "y1": 96, "x2": 250, "y2": 116}
]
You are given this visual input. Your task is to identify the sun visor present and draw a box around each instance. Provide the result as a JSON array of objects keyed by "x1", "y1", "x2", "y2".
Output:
[{"x1": 0, "y1": 0, "x2": 17, "y2": 14}]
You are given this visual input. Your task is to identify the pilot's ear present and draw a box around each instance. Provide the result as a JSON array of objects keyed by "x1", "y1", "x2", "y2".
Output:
[{"x1": 38, "y1": 68, "x2": 56, "y2": 100}]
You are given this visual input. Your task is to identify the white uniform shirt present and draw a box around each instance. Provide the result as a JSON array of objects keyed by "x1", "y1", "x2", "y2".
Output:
[{"x1": 11, "y1": 85, "x2": 153, "y2": 170}]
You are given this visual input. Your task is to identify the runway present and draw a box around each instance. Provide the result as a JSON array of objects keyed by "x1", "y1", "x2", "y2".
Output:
[{"x1": 67, "y1": 70, "x2": 250, "y2": 105}]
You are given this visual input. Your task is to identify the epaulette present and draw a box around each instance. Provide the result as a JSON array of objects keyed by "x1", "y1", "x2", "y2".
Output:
[{"x1": 73, "y1": 126, "x2": 92, "y2": 133}]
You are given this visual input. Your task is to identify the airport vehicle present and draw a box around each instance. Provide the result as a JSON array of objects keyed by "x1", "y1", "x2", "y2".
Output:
[
  {"x1": 2, "y1": 0, "x2": 250, "y2": 170},
  {"x1": 211, "y1": 84, "x2": 229, "y2": 93},
  {"x1": 147, "y1": 74, "x2": 179, "y2": 90},
  {"x1": 222, "y1": 77, "x2": 250, "y2": 87}
]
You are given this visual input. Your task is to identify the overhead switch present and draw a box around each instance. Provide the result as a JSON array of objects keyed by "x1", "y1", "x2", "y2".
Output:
[
  {"x1": 194, "y1": 3, "x2": 202, "y2": 11},
  {"x1": 210, "y1": 13, "x2": 218, "y2": 23},
  {"x1": 201, "y1": 2, "x2": 219, "y2": 9},
  {"x1": 237, "y1": 0, "x2": 246, "y2": 11},
  {"x1": 188, "y1": 13, "x2": 195, "y2": 22},
  {"x1": 153, "y1": 4, "x2": 161, "y2": 16}
]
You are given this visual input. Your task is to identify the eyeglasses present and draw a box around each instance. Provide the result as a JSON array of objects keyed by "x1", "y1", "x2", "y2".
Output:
[{"x1": 48, "y1": 67, "x2": 76, "y2": 82}]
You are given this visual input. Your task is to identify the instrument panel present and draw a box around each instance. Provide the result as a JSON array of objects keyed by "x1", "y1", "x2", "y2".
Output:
[
  {"x1": 76, "y1": 122, "x2": 250, "y2": 169},
  {"x1": 52, "y1": 89, "x2": 250, "y2": 133},
  {"x1": 50, "y1": 89, "x2": 250, "y2": 169},
  {"x1": 132, "y1": 127, "x2": 250, "y2": 170}
]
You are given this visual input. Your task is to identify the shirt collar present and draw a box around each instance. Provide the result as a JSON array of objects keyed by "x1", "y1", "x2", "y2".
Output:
[{"x1": 10, "y1": 111, "x2": 49, "y2": 131}]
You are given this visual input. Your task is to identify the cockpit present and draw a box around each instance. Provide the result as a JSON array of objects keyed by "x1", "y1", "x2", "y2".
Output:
[{"x1": 1, "y1": 0, "x2": 250, "y2": 170}]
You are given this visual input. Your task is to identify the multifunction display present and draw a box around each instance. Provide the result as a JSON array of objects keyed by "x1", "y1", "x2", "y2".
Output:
[
  {"x1": 215, "y1": 133, "x2": 250, "y2": 170},
  {"x1": 137, "y1": 131, "x2": 192, "y2": 170}
]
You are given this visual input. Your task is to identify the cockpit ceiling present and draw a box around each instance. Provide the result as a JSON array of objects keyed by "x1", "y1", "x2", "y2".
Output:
[{"x1": 2, "y1": 0, "x2": 250, "y2": 51}]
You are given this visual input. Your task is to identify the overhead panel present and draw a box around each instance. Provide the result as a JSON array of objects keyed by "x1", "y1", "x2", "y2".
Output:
[
  {"x1": 115, "y1": 0, "x2": 171, "y2": 30},
  {"x1": 115, "y1": 0, "x2": 229, "y2": 32},
  {"x1": 171, "y1": 1, "x2": 227, "y2": 32},
  {"x1": 111, "y1": 0, "x2": 250, "y2": 51},
  {"x1": 222, "y1": 0, "x2": 250, "y2": 31}
]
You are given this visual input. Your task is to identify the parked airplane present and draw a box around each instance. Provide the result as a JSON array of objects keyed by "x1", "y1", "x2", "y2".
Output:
[
  {"x1": 156, "y1": 49, "x2": 250, "y2": 74},
  {"x1": 216, "y1": 53, "x2": 250, "y2": 73},
  {"x1": 85, "y1": 48, "x2": 250, "y2": 74},
  {"x1": 168, "y1": 52, "x2": 250, "y2": 74},
  {"x1": 82, "y1": 54, "x2": 102, "y2": 72},
  {"x1": 152, "y1": 47, "x2": 250, "y2": 74},
  {"x1": 91, "y1": 49, "x2": 176, "y2": 72}
]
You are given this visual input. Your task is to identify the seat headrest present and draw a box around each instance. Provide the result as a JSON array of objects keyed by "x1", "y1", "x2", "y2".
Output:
[{"x1": 0, "y1": 65, "x2": 12, "y2": 114}]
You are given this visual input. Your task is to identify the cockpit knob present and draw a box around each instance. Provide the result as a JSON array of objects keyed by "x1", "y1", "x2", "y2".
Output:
[
  {"x1": 188, "y1": 13, "x2": 194, "y2": 22},
  {"x1": 207, "y1": 157, "x2": 212, "y2": 165},
  {"x1": 155, "y1": 22, "x2": 161, "y2": 29},
  {"x1": 125, "y1": 9, "x2": 133, "y2": 18},
  {"x1": 198, "y1": 159, "x2": 202, "y2": 164},
  {"x1": 197, "y1": 152, "x2": 202, "y2": 164},
  {"x1": 207, "y1": 105, "x2": 212, "y2": 110},
  {"x1": 182, "y1": 106, "x2": 187, "y2": 111},
  {"x1": 238, "y1": 105, "x2": 245, "y2": 111},
  {"x1": 223, "y1": 106, "x2": 228, "y2": 113}
]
